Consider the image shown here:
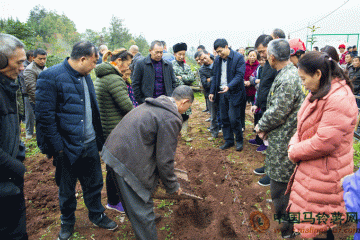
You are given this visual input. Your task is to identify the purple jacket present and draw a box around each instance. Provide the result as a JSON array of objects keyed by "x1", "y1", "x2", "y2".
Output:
[{"x1": 343, "y1": 169, "x2": 360, "y2": 240}]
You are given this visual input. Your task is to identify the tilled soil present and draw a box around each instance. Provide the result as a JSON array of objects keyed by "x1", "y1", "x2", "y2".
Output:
[{"x1": 23, "y1": 99, "x2": 354, "y2": 239}]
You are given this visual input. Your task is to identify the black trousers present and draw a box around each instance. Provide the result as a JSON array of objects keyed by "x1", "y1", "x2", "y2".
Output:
[
  {"x1": 0, "y1": 183, "x2": 28, "y2": 239},
  {"x1": 270, "y1": 179, "x2": 293, "y2": 236},
  {"x1": 55, "y1": 140, "x2": 105, "y2": 225},
  {"x1": 106, "y1": 165, "x2": 122, "y2": 205}
]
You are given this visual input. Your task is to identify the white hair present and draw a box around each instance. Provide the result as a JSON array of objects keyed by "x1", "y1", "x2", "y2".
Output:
[{"x1": 0, "y1": 33, "x2": 25, "y2": 57}]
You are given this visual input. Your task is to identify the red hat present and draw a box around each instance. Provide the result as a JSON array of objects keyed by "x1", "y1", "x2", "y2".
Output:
[
  {"x1": 289, "y1": 38, "x2": 306, "y2": 55},
  {"x1": 338, "y1": 44, "x2": 346, "y2": 49}
]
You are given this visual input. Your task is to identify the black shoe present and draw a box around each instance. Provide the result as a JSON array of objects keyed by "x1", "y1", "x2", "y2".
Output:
[
  {"x1": 253, "y1": 166, "x2": 265, "y2": 175},
  {"x1": 58, "y1": 224, "x2": 74, "y2": 240},
  {"x1": 92, "y1": 213, "x2": 118, "y2": 230},
  {"x1": 202, "y1": 109, "x2": 209, "y2": 112},
  {"x1": 236, "y1": 142, "x2": 243, "y2": 151},
  {"x1": 219, "y1": 142, "x2": 234, "y2": 150},
  {"x1": 258, "y1": 175, "x2": 271, "y2": 186}
]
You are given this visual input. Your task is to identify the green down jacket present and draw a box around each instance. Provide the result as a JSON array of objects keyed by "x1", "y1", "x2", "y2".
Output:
[{"x1": 94, "y1": 62, "x2": 134, "y2": 139}]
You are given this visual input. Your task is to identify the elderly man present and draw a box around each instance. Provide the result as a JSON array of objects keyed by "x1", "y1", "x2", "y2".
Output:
[
  {"x1": 209, "y1": 38, "x2": 246, "y2": 151},
  {"x1": 0, "y1": 33, "x2": 28, "y2": 239},
  {"x1": 97, "y1": 44, "x2": 108, "y2": 64},
  {"x1": 172, "y1": 42, "x2": 195, "y2": 138},
  {"x1": 35, "y1": 41, "x2": 117, "y2": 240},
  {"x1": 128, "y1": 45, "x2": 143, "y2": 80},
  {"x1": 132, "y1": 40, "x2": 177, "y2": 104},
  {"x1": 101, "y1": 85, "x2": 193, "y2": 240},
  {"x1": 255, "y1": 39, "x2": 304, "y2": 238}
]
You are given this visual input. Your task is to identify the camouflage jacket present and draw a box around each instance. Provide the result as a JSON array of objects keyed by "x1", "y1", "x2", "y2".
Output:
[
  {"x1": 172, "y1": 60, "x2": 195, "y2": 116},
  {"x1": 257, "y1": 62, "x2": 305, "y2": 183}
]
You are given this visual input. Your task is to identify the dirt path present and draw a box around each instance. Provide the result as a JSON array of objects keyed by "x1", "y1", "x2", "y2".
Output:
[{"x1": 23, "y1": 94, "x2": 354, "y2": 239}]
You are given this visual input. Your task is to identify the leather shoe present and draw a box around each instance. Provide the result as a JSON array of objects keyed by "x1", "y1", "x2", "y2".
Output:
[
  {"x1": 58, "y1": 224, "x2": 74, "y2": 240},
  {"x1": 219, "y1": 142, "x2": 234, "y2": 150},
  {"x1": 236, "y1": 142, "x2": 243, "y2": 151},
  {"x1": 202, "y1": 109, "x2": 209, "y2": 112}
]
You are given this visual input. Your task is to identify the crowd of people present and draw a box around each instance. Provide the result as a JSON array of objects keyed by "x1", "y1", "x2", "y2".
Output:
[{"x1": 1, "y1": 28, "x2": 360, "y2": 240}]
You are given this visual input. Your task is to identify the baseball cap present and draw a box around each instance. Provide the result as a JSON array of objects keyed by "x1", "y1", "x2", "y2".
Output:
[{"x1": 338, "y1": 44, "x2": 346, "y2": 49}]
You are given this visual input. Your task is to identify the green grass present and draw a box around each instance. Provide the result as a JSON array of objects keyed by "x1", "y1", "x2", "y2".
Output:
[
  {"x1": 194, "y1": 92, "x2": 205, "y2": 103},
  {"x1": 25, "y1": 137, "x2": 41, "y2": 157}
]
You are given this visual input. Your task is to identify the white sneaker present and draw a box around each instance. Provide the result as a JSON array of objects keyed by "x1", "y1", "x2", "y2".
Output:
[{"x1": 26, "y1": 134, "x2": 33, "y2": 139}]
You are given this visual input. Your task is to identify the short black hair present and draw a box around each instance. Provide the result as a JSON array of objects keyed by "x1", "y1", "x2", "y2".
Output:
[
  {"x1": 272, "y1": 28, "x2": 286, "y2": 39},
  {"x1": 197, "y1": 45, "x2": 205, "y2": 50},
  {"x1": 313, "y1": 46, "x2": 319, "y2": 51},
  {"x1": 26, "y1": 50, "x2": 34, "y2": 60},
  {"x1": 214, "y1": 39, "x2": 228, "y2": 50},
  {"x1": 255, "y1": 35, "x2": 273, "y2": 49},
  {"x1": 194, "y1": 51, "x2": 202, "y2": 59},
  {"x1": 70, "y1": 41, "x2": 98, "y2": 60},
  {"x1": 160, "y1": 41, "x2": 166, "y2": 47},
  {"x1": 33, "y1": 49, "x2": 47, "y2": 58}
]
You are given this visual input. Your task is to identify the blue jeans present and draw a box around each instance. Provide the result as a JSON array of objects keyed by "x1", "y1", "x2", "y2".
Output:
[
  {"x1": 219, "y1": 92, "x2": 243, "y2": 144},
  {"x1": 55, "y1": 140, "x2": 105, "y2": 225}
]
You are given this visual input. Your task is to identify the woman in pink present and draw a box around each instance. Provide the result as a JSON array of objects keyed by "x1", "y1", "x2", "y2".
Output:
[
  {"x1": 244, "y1": 50, "x2": 259, "y2": 104},
  {"x1": 287, "y1": 51, "x2": 358, "y2": 239}
]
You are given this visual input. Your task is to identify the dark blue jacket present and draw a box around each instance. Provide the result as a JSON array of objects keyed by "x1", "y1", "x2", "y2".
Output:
[
  {"x1": 35, "y1": 58, "x2": 104, "y2": 164},
  {"x1": 0, "y1": 74, "x2": 26, "y2": 185},
  {"x1": 210, "y1": 49, "x2": 246, "y2": 105}
]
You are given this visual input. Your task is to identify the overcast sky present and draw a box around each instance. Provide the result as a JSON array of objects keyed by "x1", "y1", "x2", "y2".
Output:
[{"x1": 1, "y1": 0, "x2": 359, "y2": 52}]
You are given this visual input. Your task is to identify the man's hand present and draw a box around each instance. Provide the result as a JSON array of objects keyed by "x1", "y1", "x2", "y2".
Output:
[
  {"x1": 177, "y1": 76, "x2": 182, "y2": 80},
  {"x1": 209, "y1": 94, "x2": 214, "y2": 102},
  {"x1": 207, "y1": 78, "x2": 211, "y2": 83},
  {"x1": 244, "y1": 81, "x2": 250, "y2": 87},
  {"x1": 218, "y1": 86, "x2": 229, "y2": 94},
  {"x1": 251, "y1": 105, "x2": 258, "y2": 114},
  {"x1": 175, "y1": 187, "x2": 182, "y2": 195},
  {"x1": 255, "y1": 79, "x2": 260, "y2": 84}
]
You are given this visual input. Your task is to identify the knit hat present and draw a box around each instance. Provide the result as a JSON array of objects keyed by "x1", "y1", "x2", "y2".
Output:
[{"x1": 173, "y1": 43, "x2": 187, "y2": 53}]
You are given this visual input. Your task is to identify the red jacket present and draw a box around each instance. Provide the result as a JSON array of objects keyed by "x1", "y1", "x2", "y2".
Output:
[
  {"x1": 339, "y1": 51, "x2": 348, "y2": 65},
  {"x1": 286, "y1": 79, "x2": 358, "y2": 238},
  {"x1": 244, "y1": 60, "x2": 259, "y2": 97}
]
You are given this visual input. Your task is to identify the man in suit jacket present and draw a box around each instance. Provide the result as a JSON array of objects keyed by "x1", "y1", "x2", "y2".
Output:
[
  {"x1": 132, "y1": 40, "x2": 177, "y2": 104},
  {"x1": 209, "y1": 38, "x2": 246, "y2": 151}
]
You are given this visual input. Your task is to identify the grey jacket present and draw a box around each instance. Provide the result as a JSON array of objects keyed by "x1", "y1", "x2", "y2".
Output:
[
  {"x1": 24, "y1": 62, "x2": 46, "y2": 104},
  {"x1": 101, "y1": 96, "x2": 182, "y2": 202}
]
